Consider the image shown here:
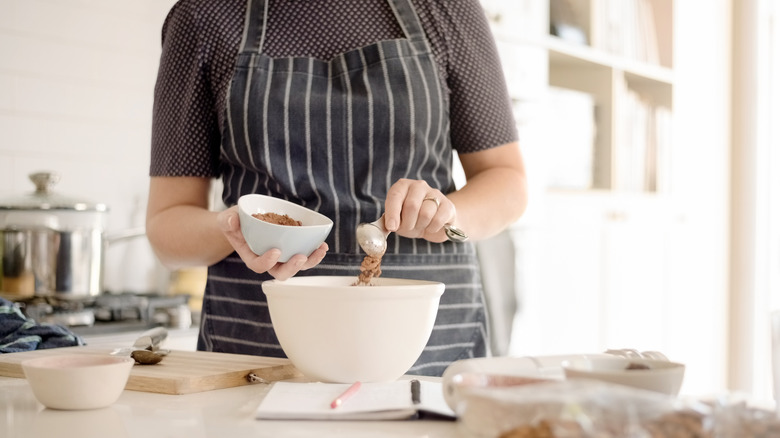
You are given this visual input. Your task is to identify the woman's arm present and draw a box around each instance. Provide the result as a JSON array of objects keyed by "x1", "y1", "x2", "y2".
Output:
[
  {"x1": 146, "y1": 176, "x2": 328, "y2": 279},
  {"x1": 448, "y1": 141, "x2": 528, "y2": 241},
  {"x1": 145, "y1": 176, "x2": 232, "y2": 270}
]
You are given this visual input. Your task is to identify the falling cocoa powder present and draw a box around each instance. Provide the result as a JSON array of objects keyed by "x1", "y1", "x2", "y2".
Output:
[
  {"x1": 252, "y1": 212, "x2": 302, "y2": 226},
  {"x1": 354, "y1": 255, "x2": 382, "y2": 286}
]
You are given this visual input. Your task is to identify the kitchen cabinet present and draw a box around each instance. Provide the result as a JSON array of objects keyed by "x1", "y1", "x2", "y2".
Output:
[
  {"x1": 510, "y1": 191, "x2": 682, "y2": 355},
  {"x1": 598, "y1": 195, "x2": 678, "y2": 349},
  {"x1": 485, "y1": 0, "x2": 732, "y2": 397},
  {"x1": 511, "y1": 194, "x2": 605, "y2": 355}
]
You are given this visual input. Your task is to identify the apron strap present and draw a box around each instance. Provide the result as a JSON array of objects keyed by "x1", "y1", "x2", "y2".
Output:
[
  {"x1": 387, "y1": 0, "x2": 428, "y2": 46},
  {"x1": 239, "y1": 0, "x2": 269, "y2": 54}
]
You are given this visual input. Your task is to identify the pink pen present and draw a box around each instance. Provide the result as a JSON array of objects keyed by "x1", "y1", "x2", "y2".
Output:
[{"x1": 330, "y1": 381, "x2": 361, "y2": 409}]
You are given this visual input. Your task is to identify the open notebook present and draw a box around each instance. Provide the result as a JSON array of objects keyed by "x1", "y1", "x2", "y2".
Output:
[{"x1": 255, "y1": 379, "x2": 455, "y2": 421}]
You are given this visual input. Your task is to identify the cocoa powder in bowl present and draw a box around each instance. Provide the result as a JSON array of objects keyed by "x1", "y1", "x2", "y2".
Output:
[{"x1": 252, "y1": 212, "x2": 302, "y2": 226}]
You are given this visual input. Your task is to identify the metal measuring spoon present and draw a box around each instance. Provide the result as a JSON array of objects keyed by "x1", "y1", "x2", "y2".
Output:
[
  {"x1": 356, "y1": 217, "x2": 390, "y2": 258},
  {"x1": 356, "y1": 215, "x2": 469, "y2": 257}
]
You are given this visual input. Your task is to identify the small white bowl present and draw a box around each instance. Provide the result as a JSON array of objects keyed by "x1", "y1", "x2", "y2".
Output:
[
  {"x1": 22, "y1": 354, "x2": 134, "y2": 410},
  {"x1": 562, "y1": 356, "x2": 685, "y2": 396},
  {"x1": 262, "y1": 275, "x2": 444, "y2": 383},
  {"x1": 238, "y1": 194, "x2": 333, "y2": 263}
]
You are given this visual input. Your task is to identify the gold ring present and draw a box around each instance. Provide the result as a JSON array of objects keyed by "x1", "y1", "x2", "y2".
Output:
[{"x1": 423, "y1": 196, "x2": 440, "y2": 208}]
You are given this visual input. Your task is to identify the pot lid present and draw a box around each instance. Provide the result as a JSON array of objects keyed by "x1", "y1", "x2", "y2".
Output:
[{"x1": 0, "y1": 171, "x2": 108, "y2": 212}]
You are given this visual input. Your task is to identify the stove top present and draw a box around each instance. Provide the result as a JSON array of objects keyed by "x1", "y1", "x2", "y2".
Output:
[{"x1": 14, "y1": 292, "x2": 193, "y2": 335}]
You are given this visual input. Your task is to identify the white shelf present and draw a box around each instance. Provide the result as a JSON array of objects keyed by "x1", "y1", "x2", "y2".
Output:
[
  {"x1": 489, "y1": 0, "x2": 679, "y2": 359},
  {"x1": 546, "y1": 36, "x2": 674, "y2": 86}
]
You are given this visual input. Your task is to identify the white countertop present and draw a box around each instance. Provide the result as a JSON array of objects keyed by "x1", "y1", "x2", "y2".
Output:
[
  {"x1": 0, "y1": 329, "x2": 464, "y2": 438},
  {"x1": 0, "y1": 375, "x2": 463, "y2": 438}
]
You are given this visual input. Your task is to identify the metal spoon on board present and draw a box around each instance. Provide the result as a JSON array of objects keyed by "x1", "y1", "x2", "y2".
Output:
[{"x1": 131, "y1": 349, "x2": 170, "y2": 365}]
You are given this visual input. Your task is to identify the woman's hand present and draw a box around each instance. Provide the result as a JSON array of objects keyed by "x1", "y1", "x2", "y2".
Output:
[
  {"x1": 381, "y1": 142, "x2": 528, "y2": 244},
  {"x1": 217, "y1": 207, "x2": 328, "y2": 281},
  {"x1": 382, "y1": 179, "x2": 456, "y2": 243}
]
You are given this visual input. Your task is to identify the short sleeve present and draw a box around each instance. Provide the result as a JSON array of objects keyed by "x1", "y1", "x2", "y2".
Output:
[
  {"x1": 427, "y1": 0, "x2": 518, "y2": 154},
  {"x1": 150, "y1": 1, "x2": 222, "y2": 177}
]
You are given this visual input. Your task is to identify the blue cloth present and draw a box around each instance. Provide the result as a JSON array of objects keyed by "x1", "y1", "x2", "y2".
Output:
[{"x1": 0, "y1": 297, "x2": 85, "y2": 353}]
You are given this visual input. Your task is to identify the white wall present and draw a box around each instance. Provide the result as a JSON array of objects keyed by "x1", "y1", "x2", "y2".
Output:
[
  {"x1": 667, "y1": 0, "x2": 733, "y2": 400},
  {"x1": 0, "y1": 0, "x2": 178, "y2": 293},
  {"x1": 730, "y1": 0, "x2": 780, "y2": 405}
]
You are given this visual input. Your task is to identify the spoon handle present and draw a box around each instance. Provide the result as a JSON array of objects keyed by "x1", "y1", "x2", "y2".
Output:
[
  {"x1": 443, "y1": 224, "x2": 468, "y2": 242},
  {"x1": 379, "y1": 218, "x2": 468, "y2": 242}
]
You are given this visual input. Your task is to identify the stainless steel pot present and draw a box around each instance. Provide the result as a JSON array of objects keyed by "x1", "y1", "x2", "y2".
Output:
[{"x1": 0, "y1": 172, "x2": 112, "y2": 299}]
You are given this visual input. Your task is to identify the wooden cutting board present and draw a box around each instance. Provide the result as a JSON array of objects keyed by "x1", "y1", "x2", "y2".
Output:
[{"x1": 0, "y1": 346, "x2": 302, "y2": 395}]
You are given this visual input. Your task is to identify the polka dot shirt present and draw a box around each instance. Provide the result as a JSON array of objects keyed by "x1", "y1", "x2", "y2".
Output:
[{"x1": 150, "y1": 0, "x2": 518, "y2": 177}]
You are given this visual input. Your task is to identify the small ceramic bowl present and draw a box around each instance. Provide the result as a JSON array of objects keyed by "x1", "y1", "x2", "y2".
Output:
[
  {"x1": 262, "y1": 275, "x2": 444, "y2": 383},
  {"x1": 238, "y1": 194, "x2": 333, "y2": 263},
  {"x1": 562, "y1": 356, "x2": 685, "y2": 395},
  {"x1": 22, "y1": 354, "x2": 134, "y2": 410}
]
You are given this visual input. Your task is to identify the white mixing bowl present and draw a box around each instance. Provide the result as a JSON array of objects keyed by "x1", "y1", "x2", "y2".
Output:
[{"x1": 262, "y1": 276, "x2": 444, "y2": 383}]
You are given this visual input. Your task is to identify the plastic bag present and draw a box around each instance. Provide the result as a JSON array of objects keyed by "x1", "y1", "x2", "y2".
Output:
[{"x1": 451, "y1": 378, "x2": 780, "y2": 438}]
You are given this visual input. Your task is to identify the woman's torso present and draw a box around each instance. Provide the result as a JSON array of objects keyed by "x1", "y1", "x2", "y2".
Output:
[{"x1": 151, "y1": 0, "x2": 518, "y2": 179}]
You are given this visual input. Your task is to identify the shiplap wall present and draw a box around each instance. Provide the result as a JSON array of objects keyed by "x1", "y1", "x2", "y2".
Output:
[{"x1": 0, "y1": 0, "x2": 178, "y2": 293}]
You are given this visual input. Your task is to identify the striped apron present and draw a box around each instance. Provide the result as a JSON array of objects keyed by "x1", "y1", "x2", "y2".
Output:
[{"x1": 199, "y1": 0, "x2": 489, "y2": 376}]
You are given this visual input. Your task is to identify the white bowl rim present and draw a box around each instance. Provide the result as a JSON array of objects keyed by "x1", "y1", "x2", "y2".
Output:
[
  {"x1": 22, "y1": 354, "x2": 135, "y2": 369},
  {"x1": 562, "y1": 357, "x2": 685, "y2": 375},
  {"x1": 238, "y1": 194, "x2": 333, "y2": 228},
  {"x1": 262, "y1": 276, "x2": 445, "y2": 299},
  {"x1": 263, "y1": 275, "x2": 443, "y2": 287}
]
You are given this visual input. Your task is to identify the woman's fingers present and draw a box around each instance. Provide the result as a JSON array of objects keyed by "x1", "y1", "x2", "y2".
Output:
[
  {"x1": 301, "y1": 242, "x2": 329, "y2": 270},
  {"x1": 268, "y1": 254, "x2": 306, "y2": 280},
  {"x1": 269, "y1": 242, "x2": 330, "y2": 280},
  {"x1": 384, "y1": 179, "x2": 456, "y2": 241},
  {"x1": 218, "y1": 207, "x2": 281, "y2": 272}
]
